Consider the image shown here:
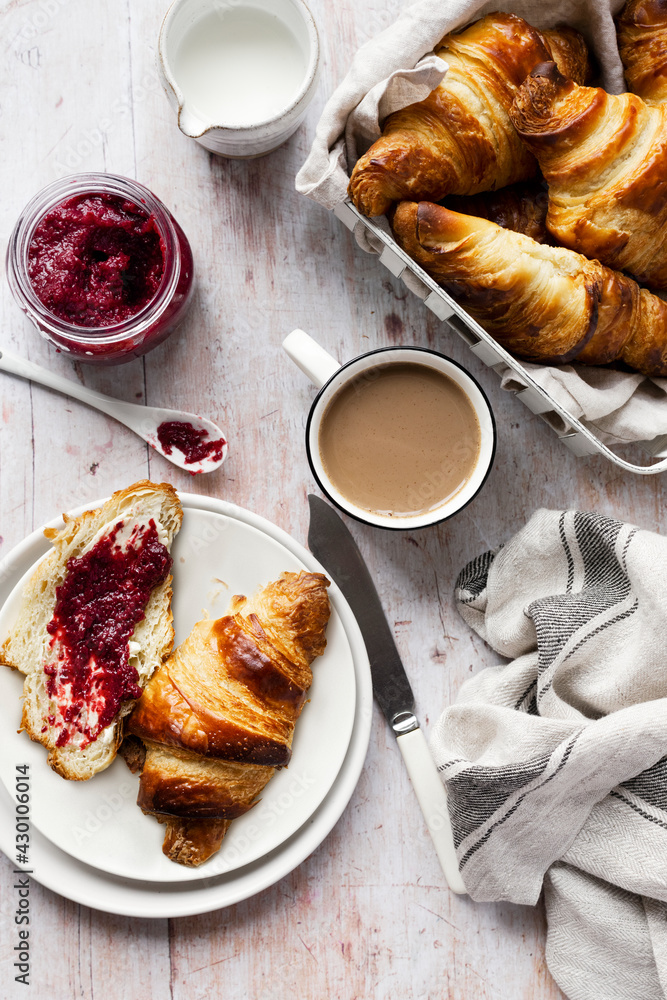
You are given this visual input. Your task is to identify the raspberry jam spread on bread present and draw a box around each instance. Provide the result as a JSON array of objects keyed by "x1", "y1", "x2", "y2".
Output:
[
  {"x1": 157, "y1": 420, "x2": 226, "y2": 466},
  {"x1": 44, "y1": 517, "x2": 172, "y2": 748}
]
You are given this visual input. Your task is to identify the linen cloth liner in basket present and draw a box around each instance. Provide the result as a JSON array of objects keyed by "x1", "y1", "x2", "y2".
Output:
[
  {"x1": 428, "y1": 509, "x2": 667, "y2": 1000},
  {"x1": 296, "y1": 0, "x2": 667, "y2": 447}
]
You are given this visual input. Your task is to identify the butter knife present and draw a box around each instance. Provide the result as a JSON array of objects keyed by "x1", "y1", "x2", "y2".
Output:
[{"x1": 307, "y1": 495, "x2": 466, "y2": 894}]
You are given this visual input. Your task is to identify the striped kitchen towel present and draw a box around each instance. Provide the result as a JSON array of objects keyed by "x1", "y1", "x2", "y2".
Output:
[{"x1": 430, "y1": 509, "x2": 667, "y2": 1000}]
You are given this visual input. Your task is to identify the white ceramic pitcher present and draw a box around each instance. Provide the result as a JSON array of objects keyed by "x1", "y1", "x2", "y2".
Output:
[{"x1": 158, "y1": 0, "x2": 320, "y2": 158}]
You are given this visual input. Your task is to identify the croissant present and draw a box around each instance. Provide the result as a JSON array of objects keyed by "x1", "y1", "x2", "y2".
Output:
[
  {"x1": 509, "y1": 62, "x2": 667, "y2": 289},
  {"x1": 347, "y1": 13, "x2": 591, "y2": 217},
  {"x1": 616, "y1": 0, "x2": 667, "y2": 104},
  {"x1": 391, "y1": 200, "x2": 667, "y2": 376},
  {"x1": 123, "y1": 570, "x2": 331, "y2": 866},
  {"x1": 444, "y1": 181, "x2": 553, "y2": 244}
]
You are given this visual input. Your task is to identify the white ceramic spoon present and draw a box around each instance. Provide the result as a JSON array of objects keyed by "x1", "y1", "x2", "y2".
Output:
[{"x1": 0, "y1": 347, "x2": 228, "y2": 474}]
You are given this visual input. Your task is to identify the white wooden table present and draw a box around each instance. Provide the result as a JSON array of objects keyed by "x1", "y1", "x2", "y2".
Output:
[{"x1": 1, "y1": 2, "x2": 663, "y2": 997}]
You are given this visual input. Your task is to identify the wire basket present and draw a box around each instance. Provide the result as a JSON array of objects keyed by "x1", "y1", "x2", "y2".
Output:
[{"x1": 334, "y1": 199, "x2": 667, "y2": 476}]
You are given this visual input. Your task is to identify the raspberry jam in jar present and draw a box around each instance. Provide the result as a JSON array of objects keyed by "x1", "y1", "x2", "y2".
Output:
[{"x1": 6, "y1": 173, "x2": 194, "y2": 365}]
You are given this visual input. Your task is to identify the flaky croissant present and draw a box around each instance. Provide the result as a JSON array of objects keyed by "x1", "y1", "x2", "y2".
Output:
[
  {"x1": 391, "y1": 201, "x2": 667, "y2": 376},
  {"x1": 348, "y1": 13, "x2": 590, "y2": 217},
  {"x1": 509, "y1": 62, "x2": 667, "y2": 289},
  {"x1": 444, "y1": 181, "x2": 553, "y2": 244},
  {"x1": 616, "y1": 0, "x2": 667, "y2": 104},
  {"x1": 124, "y1": 571, "x2": 331, "y2": 866}
]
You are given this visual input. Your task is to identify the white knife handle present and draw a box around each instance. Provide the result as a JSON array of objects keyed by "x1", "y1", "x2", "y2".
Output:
[{"x1": 396, "y1": 727, "x2": 467, "y2": 894}]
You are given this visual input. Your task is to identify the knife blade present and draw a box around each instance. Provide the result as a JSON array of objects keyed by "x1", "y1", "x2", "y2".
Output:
[{"x1": 307, "y1": 495, "x2": 466, "y2": 894}]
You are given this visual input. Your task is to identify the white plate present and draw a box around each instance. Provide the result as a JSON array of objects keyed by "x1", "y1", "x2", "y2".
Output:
[{"x1": 0, "y1": 495, "x2": 368, "y2": 893}]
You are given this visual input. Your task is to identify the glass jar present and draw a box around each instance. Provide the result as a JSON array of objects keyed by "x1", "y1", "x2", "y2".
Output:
[{"x1": 6, "y1": 173, "x2": 194, "y2": 365}]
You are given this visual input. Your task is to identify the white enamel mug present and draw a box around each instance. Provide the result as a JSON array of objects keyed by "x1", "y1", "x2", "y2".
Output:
[
  {"x1": 283, "y1": 330, "x2": 497, "y2": 530},
  {"x1": 158, "y1": 0, "x2": 320, "y2": 158}
]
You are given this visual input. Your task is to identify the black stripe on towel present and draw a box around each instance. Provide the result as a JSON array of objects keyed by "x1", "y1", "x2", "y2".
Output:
[{"x1": 457, "y1": 734, "x2": 580, "y2": 870}]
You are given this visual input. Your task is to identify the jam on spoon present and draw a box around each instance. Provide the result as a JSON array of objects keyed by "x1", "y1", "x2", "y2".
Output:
[{"x1": 157, "y1": 420, "x2": 227, "y2": 467}]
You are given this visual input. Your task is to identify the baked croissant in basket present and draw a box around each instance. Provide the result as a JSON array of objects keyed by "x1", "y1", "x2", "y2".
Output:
[
  {"x1": 444, "y1": 181, "x2": 553, "y2": 244},
  {"x1": 616, "y1": 0, "x2": 667, "y2": 104},
  {"x1": 347, "y1": 12, "x2": 590, "y2": 217},
  {"x1": 509, "y1": 62, "x2": 667, "y2": 289},
  {"x1": 122, "y1": 570, "x2": 331, "y2": 866},
  {"x1": 391, "y1": 200, "x2": 667, "y2": 376}
]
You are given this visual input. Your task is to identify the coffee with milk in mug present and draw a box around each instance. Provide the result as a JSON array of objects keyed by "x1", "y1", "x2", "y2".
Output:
[{"x1": 318, "y1": 363, "x2": 482, "y2": 518}]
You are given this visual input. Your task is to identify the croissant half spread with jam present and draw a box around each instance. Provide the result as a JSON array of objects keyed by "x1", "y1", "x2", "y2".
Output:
[
  {"x1": 122, "y1": 570, "x2": 331, "y2": 866},
  {"x1": 391, "y1": 201, "x2": 667, "y2": 376},
  {"x1": 509, "y1": 61, "x2": 667, "y2": 289},
  {"x1": 347, "y1": 12, "x2": 591, "y2": 217}
]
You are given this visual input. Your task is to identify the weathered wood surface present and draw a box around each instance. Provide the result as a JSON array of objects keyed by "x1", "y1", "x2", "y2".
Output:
[{"x1": 0, "y1": 1, "x2": 663, "y2": 997}]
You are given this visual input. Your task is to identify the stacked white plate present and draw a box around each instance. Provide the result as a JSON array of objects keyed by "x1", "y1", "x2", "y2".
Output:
[{"x1": 0, "y1": 494, "x2": 372, "y2": 917}]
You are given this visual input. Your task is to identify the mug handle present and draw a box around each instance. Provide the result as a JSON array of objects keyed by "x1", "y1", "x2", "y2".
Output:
[{"x1": 282, "y1": 329, "x2": 341, "y2": 389}]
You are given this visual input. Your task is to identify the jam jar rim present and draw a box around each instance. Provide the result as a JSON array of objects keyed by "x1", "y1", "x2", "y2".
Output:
[{"x1": 6, "y1": 172, "x2": 183, "y2": 347}]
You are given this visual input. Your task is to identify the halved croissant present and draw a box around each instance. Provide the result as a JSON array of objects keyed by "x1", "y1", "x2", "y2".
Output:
[
  {"x1": 124, "y1": 571, "x2": 331, "y2": 866},
  {"x1": 509, "y1": 62, "x2": 667, "y2": 289},
  {"x1": 348, "y1": 13, "x2": 590, "y2": 217},
  {"x1": 391, "y1": 201, "x2": 667, "y2": 376},
  {"x1": 616, "y1": 0, "x2": 667, "y2": 104}
]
